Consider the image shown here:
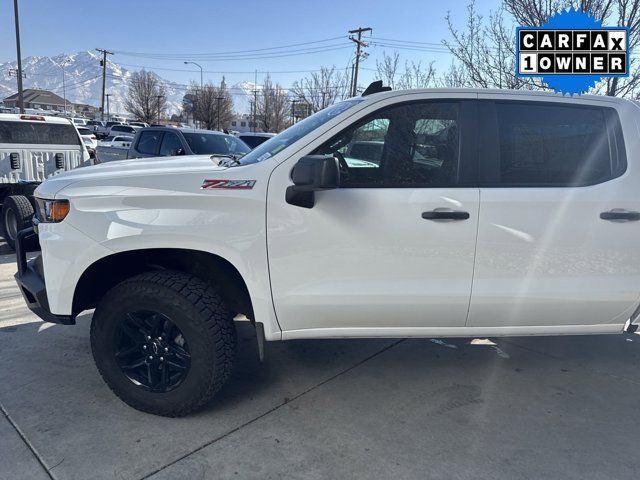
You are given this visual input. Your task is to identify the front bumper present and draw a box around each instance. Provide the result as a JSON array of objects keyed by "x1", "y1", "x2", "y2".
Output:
[{"x1": 14, "y1": 227, "x2": 74, "y2": 325}]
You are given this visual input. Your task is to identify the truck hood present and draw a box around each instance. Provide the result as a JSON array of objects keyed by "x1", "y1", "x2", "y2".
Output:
[{"x1": 35, "y1": 155, "x2": 229, "y2": 198}]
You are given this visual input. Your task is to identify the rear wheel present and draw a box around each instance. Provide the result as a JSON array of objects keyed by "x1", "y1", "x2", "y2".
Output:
[
  {"x1": 90, "y1": 270, "x2": 237, "y2": 417},
  {"x1": 1, "y1": 195, "x2": 34, "y2": 250}
]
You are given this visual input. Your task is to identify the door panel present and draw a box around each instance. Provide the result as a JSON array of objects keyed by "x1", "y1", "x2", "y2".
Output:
[
  {"x1": 268, "y1": 187, "x2": 479, "y2": 331},
  {"x1": 468, "y1": 97, "x2": 640, "y2": 328},
  {"x1": 267, "y1": 97, "x2": 480, "y2": 333}
]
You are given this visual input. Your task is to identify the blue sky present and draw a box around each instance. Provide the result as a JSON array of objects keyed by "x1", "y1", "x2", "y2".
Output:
[{"x1": 0, "y1": 0, "x2": 496, "y2": 88}]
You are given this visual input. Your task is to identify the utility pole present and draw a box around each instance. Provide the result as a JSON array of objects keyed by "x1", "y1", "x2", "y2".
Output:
[
  {"x1": 57, "y1": 60, "x2": 68, "y2": 114},
  {"x1": 13, "y1": 0, "x2": 25, "y2": 113},
  {"x1": 105, "y1": 93, "x2": 111, "y2": 121},
  {"x1": 252, "y1": 69, "x2": 257, "y2": 133},
  {"x1": 348, "y1": 27, "x2": 372, "y2": 97},
  {"x1": 216, "y1": 96, "x2": 223, "y2": 131},
  {"x1": 96, "y1": 48, "x2": 113, "y2": 121},
  {"x1": 156, "y1": 95, "x2": 163, "y2": 124},
  {"x1": 291, "y1": 100, "x2": 297, "y2": 125},
  {"x1": 184, "y1": 61, "x2": 203, "y2": 128}
]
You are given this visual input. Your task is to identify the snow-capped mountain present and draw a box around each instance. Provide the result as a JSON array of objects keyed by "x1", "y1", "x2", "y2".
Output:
[
  {"x1": 229, "y1": 81, "x2": 262, "y2": 115},
  {"x1": 0, "y1": 51, "x2": 184, "y2": 115}
]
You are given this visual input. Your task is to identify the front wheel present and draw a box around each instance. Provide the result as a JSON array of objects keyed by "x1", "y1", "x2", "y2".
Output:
[
  {"x1": 90, "y1": 270, "x2": 237, "y2": 416},
  {"x1": 1, "y1": 195, "x2": 34, "y2": 250}
]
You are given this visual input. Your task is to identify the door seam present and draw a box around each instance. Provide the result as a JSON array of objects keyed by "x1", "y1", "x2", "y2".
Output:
[{"x1": 464, "y1": 188, "x2": 481, "y2": 326}]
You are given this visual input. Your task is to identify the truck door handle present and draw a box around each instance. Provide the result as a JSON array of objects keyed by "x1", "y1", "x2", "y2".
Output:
[
  {"x1": 600, "y1": 210, "x2": 640, "y2": 222},
  {"x1": 422, "y1": 210, "x2": 470, "y2": 221}
]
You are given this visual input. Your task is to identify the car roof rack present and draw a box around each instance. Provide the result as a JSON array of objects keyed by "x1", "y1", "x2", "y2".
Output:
[{"x1": 361, "y1": 80, "x2": 392, "y2": 96}]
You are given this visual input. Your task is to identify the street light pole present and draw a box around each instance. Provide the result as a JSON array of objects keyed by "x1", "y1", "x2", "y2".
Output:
[
  {"x1": 184, "y1": 61, "x2": 203, "y2": 128},
  {"x1": 13, "y1": 0, "x2": 24, "y2": 114}
]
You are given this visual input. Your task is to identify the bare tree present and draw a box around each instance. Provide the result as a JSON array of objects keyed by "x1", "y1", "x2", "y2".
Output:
[
  {"x1": 187, "y1": 78, "x2": 233, "y2": 130},
  {"x1": 124, "y1": 70, "x2": 167, "y2": 123},
  {"x1": 376, "y1": 51, "x2": 438, "y2": 89},
  {"x1": 291, "y1": 66, "x2": 349, "y2": 113},
  {"x1": 444, "y1": 1, "x2": 542, "y2": 90},
  {"x1": 376, "y1": 52, "x2": 401, "y2": 88},
  {"x1": 250, "y1": 75, "x2": 290, "y2": 133},
  {"x1": 444, "y1": 0, "x2": 640, "y2": 96}
]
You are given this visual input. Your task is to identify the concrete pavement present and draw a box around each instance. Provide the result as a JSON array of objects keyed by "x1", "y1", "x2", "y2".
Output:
[{"x1": 1, "y1": 243, "x2": 639, "y2": 480}]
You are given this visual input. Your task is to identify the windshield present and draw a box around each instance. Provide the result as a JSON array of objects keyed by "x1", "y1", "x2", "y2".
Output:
[
  {"x1": 238, "y1": 99, "x2": 364, "y2": 165},
  {"x1": 183, "y1": 133, "x2": 251, "y2": 156}
]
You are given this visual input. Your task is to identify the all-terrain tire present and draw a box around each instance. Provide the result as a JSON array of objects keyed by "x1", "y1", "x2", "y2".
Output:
[
  {"x1": 1, "y1": 195, "x2": 34, "y2": 249},
  {"x1": 90, "y1": 270, "x2": 237, "y2": 417}
]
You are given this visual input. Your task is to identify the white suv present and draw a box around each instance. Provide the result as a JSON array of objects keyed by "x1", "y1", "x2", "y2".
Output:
[{"x1": 14, "y1": 85, "x2": 640, "y2": 416}]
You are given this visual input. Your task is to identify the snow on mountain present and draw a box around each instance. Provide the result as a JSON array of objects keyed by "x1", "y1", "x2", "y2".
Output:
[
  {"x1": 0, "y1": 51, "x2": 184, "y2": 116},
  {"x1": 229, "y1": 81, "x2": 262, "y2": 115}
]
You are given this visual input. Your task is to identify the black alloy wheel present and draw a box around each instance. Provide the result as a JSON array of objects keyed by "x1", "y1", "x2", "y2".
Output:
[{"x1": 115, "y1": 311, "x2": 191, "y2": 393}]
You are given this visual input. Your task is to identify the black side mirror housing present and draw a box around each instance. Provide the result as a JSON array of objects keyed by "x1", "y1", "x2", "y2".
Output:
[{"x1": 286, "y1": 155, "x2": 340, "y2": 208}]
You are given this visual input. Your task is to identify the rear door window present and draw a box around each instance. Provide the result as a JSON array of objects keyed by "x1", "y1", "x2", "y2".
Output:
[
  {"x1": 483, "y1": 102, "x2": 626, "y2": 186},
  {"x1": 159, "y1": 132, "x2": 183, "y2": 156},
  {"x1": 136, "y1": 131, "x2": 162, "y2": 155},
  {"x1": 0, "y1": 121, "x2": 81, "y2": 145}
]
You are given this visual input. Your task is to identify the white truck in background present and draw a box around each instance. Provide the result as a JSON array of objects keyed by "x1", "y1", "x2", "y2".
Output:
[{"x1": 0, "y1": 113, "x2": 91, "y2": 248}]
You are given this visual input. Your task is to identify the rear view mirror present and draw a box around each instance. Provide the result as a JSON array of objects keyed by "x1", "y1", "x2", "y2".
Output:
[{"x1": 286, "y1": 155, "x2": 340, "y2": 208}]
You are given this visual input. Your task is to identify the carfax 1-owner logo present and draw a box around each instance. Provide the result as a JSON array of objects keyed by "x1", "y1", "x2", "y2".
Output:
[{"x1": 516, "y1": 9, "x2": 630, "y2": 95}]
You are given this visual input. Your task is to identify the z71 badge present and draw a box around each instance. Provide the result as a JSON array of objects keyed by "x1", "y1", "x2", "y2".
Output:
[{"x1": 201, "y1": 179, "x2": 256, "y2": 190}]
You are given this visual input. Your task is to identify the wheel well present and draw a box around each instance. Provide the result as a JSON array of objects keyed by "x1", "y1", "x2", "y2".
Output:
[{"x1": 72, "y1": 249, "x2": 254, "y2": 320}]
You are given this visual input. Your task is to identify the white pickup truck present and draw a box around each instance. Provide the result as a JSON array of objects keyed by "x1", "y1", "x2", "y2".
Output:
[{"x1": 14, "y1": 84, "x2": 640, "y2": 416}]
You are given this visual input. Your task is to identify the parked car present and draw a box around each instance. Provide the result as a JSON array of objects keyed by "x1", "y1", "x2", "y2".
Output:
[
  {"x1": 127, "y1": 127, "x2": 250, "y2": 159},
  {"x1": 86, "y1": 120, "x2": 105, "y2": 134},
  {"x1": 96, "y1": 135, "x2": 134, "y2": 163},
  {"x1": 96, "y1": 121, "x2": 123, "y2": 139},
  {"x1": 14, "y1": 84, "x2": 640, "y2": 417},
  {"x1": 237, "y1": 132, "x2": 276, "y2": 149},
  {"x1": 0, "y1": 113, "x2": 90, "y2": 248},
  {"x1": 128, "y1": 121, "x2": 149, "y2": 129},
  {"x1": 108, "y1": 124, "x2": 138, "y2": 137},
  {"x1": 77, "y1": 126, "x2": 98, "y2": 150},
  {"x1": 71, "y1": 117, "x2": 87, "y2": 127}
]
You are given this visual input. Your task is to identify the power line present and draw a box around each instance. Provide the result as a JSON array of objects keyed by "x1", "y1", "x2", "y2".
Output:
[
  {"x1": 116, "y1": 44, "x2": 352, "y2": 62},
  {"x1": 115, "y1": 62, "x2": 346, "y2": 75},
  {"x1": 113, "y1": 35, "x2": 347, "y2": 58}
]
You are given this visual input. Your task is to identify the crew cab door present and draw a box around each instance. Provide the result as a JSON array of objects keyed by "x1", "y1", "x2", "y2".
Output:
[
  {"x1": 267, "y1": 95, "x2": 480, "y2": 335},
  {"x1": 468, "y1": 95, "x2": 640, "y2": 329}
]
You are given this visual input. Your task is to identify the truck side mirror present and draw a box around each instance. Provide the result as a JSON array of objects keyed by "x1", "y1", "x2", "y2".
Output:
[{"x1": 286, "y1": 155, "x2": 340, "y2": 208}]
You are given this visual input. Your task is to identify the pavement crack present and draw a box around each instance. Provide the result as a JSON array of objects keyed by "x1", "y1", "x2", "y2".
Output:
[
  {"x1": 0, "y1": 402, "x2": 58, "y2": 480},
  {"x1": 139, "y1": 339, "x2": 405, "y2": 480}
]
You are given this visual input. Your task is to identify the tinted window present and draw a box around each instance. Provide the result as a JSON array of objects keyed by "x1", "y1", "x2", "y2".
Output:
[
  {"x1": 159, "y1": 132, "x2": 183, "y2": 156},
  {"x1": 136, "y1": 131, "x2": 162, "y2": 155},
  {"x1": 182, "y1": 133, "x2": 250, "y2": 155},
  {"x1": 112, "y1": 126, "x2": 135, "y2": 133},
  {"x1": 313, "y1": 101, "x2": 461, "y2": 188},
  {"x1": 0, "y1": 121, "x2": 81, "y2": 145},
  {"x1": 492, "y1": 102, "x2": 625, "y2": 186},
  {"x1": 77, "y1": 127, "x2": 92, "y2": 135}
]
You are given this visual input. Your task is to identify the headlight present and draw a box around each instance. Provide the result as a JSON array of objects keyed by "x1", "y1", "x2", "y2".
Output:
[{"x1": 35, "y1": 198, "x2": 70, "y2": 223}]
